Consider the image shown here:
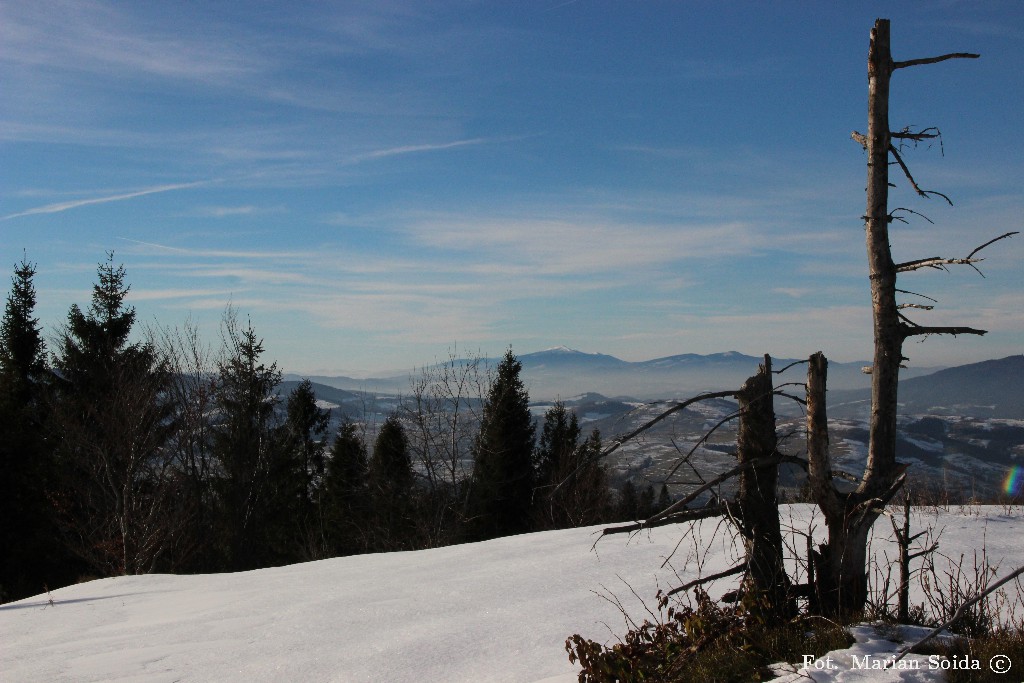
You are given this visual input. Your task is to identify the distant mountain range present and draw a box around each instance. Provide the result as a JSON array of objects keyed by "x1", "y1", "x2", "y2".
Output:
[
  {"x1": 282, "y1": 353, "x2": 1024, "y2": 501},
  {"x1": 829, "y1": 355, "x2": 1024, "y2": 420},
  {"x1": 286, "y1": 347, "x2": 942, "y2": 401}
]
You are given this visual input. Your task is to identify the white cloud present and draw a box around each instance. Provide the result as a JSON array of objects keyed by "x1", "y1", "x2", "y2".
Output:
[
  {"x1": 2, "y1": 182, "x2": 206, "y2": 220},
  {"x1": 347, "y1": 138, "x2": 490, "y2": 164},
  {"x1": 192, "y1": 205, "x2": 284, "y2": 218},
  {"x1": 0, "y1": 1, "x2": 261, "y2": 84},
  {"x1": 404, "y1": 213, "x2": 764, "y2": 275}
]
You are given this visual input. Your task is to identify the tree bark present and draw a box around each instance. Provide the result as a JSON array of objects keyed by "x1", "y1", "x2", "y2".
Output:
[
  {"x1": 803, "y1": 18, "x2": 904, "y2": 619},
  {"x1": 735, "y1": 354, "x2": 793, "y2": 618},
  {"x1": 863, "y1": 19, "x2": 902, "y2": 497}
]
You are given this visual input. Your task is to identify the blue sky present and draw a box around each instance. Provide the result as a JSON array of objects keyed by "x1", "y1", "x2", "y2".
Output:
[{"x1": 2, "y1": 1, "x2": 1022, "y2": 377}]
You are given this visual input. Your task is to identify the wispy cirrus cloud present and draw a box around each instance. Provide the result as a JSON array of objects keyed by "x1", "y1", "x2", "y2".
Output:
[
  {"x1": 116, "y1": 237, "x2": 315, "y2": 262},
  {"x1": 2, "y1": 182, "x2": 206, "y2": 221},
  {"x1": 191, "y1": 205, "x2": 285, "y2": 218},
  {"x1": 346, "y1": 138, "x2": 491, "y2": 164},
  {"x1": 0, "y1": 1, "x2": 261, "y2": 84},
  {"x1": 403, "y1": 212, "x2": 764, "y2": 274}
]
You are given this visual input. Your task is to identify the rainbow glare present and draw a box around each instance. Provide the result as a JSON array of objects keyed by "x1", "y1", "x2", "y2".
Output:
[{"x1": 1004, "y1": 466, "x2": 1023, "y2": 497}]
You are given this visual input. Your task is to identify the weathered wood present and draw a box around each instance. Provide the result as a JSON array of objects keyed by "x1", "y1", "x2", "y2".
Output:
[
  {"x1": 863, "y1": 18, "x2": 902, "y2": 499},
  {"x1": 735, "y1": 355, "x2": 793, "y2": 617},
  {"x1": 806, "y1": 352, "x2": 840, "y2": 522}
]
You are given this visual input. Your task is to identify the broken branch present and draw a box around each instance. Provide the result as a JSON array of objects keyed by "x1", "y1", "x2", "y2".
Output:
[
  {"x1": 600, "y1": 503, "x2": 726, "y2": 537},
  {"x1": 966, "y1": 231, "x2": 1018, "y2": 259},
  {"x1": 661, "y1": 561, "x2": 749, "y2": 600},
  {"x1": 550, "y1": 390, "x2": 738, "y2": 498},
  {"x1": 901, "y1": 324, "x2": 987, "y2": 339},
  {"x1": 890, "y1": 127, "x2": 940, "y2": 142},
  {"x1": 894, "y1": 565, "x2": 1024, "y2": 662},
  {"x1": 896, "y1": 231, "x2": 1016, "y2": 273},
  {"x1": 888, "y1": 144, "x2": 953, "y2": 205},
  {"x1": 892, "y1": 53, "x2": 980, "y2": 70}
]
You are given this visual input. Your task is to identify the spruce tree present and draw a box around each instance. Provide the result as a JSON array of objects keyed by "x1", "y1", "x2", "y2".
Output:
[
  {"x1": 0, "y1": 258, "x2": 64, "y2": 600},
  {"x1": 49, "y1": 254, "x2": 177, "y2": 576},
  {"x1": 211, "y1": 314, "x2": 282, "y2": 570},
  {"x1": 639, "y1": 485, "x2": 656, "y2": 520},
  {"x1": 567, "y1": 428, "x2": 611, "y2": 526},
  {"x1": 534, "y1": 400, "x2": 581, "y2": 488},
  {"x1": 0, "y1": 258, "x2": 46, "y2": 399},
  {"x1": 469, "y1": 348, "x2": 535, "y2": 540},
  {"x1": 267, "y1": 379, "x2": 331, "y2": 561},
  {"x1": 283, "y1": 379, "x2": 331, "y2": 495},
  {"x1": 368, "y1": 414, "x2": 414, "y2": 549},
  {"x1": 618, "y1": 480, "x2": 639, "y2": 521},
  {"x1": 321, "y1": 420, "x2": 369, "y2": 555},
  {"x1": 656, "y1": 483, "x2": 672, "y2": 513}
]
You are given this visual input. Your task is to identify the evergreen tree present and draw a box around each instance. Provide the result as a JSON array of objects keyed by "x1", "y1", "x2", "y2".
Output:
[
  {"x1": 618, "y1": 480, "x2": 639, "y2": 521},
  {"x1": 54, "y1": 254, "x2": 146, "y2": 391},
  {"x1": 533, "y1": 403, "x2": 609, "y2": 529},
  {"x1": 639, "y1": 485, "x2": 656, "y2": 520},
  {"x1": 469, "y1": 349, "x2": 536, "y2": 540},
  {"x1": 49, "y1": 254, "x2": 179, "y2": 576},
  {"x1": 0, "y1": 258, "x2": 46, "y2": 399},
  {"x1": 266, "y1": 379, "x2": 331, "y2": 561},
  {"x1": 534, "y1": 400, "x2": 581, "y2": 488},
  {"x1": 656, "y1": 483, "x2": 672, "y2": 513},
  {"x1": 368, "y1": 414, "x2": 414, "y2": 549},
  {"x1": 283, "y1": 379, "x2": 331, "y2": 496},
  {"x1": 0, "y1": 258, "x2": 65, "y2": 600},
  {"x1": 568, "y1": 429, "x2": 612, "y2": 526},
  {"x1": 211, "y1": 313, "x2": 282, "y2": 570},
  {"x1": 321, "y1": 420, "x2": 369, "y2": 556}
]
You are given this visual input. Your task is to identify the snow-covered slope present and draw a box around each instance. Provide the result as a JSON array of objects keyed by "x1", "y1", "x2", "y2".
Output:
[{"x1": 2, "y1": 506, "x2": 1022, "y2": 682}]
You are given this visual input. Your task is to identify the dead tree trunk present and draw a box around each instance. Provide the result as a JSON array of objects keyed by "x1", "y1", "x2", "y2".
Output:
[
  {"x1": 806, "y1": 352, "x2": 892, "y2": 616},
  {"x1": 735, "y1": 354, "x2": 793, "y2": 618},
  {"x1": 861, "y1": 18, "x2": 989, "y2": 491},
  {"x1": 804, "y1": 19, "x2": 999, "y2": 618},
  {"x1": 863, "y1": 19, "x2": 902, "y2": 494},
  {"x1": 599, "y1": 355, "x2": 801, "y2": 620}
]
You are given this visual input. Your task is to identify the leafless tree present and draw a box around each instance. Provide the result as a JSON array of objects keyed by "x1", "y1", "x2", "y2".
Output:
[
  {"x1": 597, "y1": 356, "x2": 804, "y2": 619},
  {"x1": 806, "y1": 19, "x2": 1014, "y2": 617},
  {"x1": 48, "y1": 341, "x2": 192, "y2": 576},
  {"x1": 403, "y1": 347, "x2": 492, "y2": 543}
]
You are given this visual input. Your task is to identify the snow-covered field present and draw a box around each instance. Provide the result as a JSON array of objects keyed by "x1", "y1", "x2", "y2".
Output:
[{"x1": 3, "y1": 505, "x2": 1022, "y2": 682}]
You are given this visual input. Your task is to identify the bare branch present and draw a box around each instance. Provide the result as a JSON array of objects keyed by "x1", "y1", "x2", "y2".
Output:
[
  {"x1": 600, "y1": 503, "x2": 726, "y2": 537},
  {"x1": 908, "y1": 542, "x2": 939, "y2": 561},
  {"x1": 853, "y1": 471, "x2": 908, "y2": 527},
  {"x1": 773, "y1": 359, "x2": 808, "y2": 375},
  {"x1": 660, "y1": 561, "x2": 749, "y2": 600},
  {"x1": 889, "y1": 207, "x2": 934, "y2": 225},
  {"x1": 663, "y1": 408, "x2": 743, "y2": 484},
  {"x1": 896, "y1": 255, "x2": 980, "y2": 273},
  {"x1": 550, "y1": 390, "x2": 737, "y2": 498},
  {"x1": 894, "y1": 565, "x2": 1024, "y2": 663},
  {"x1": 851, "y1": 131, "x2": 868, "y2": 149},
  {"x1": 896, "y1": 232, "x2": 1016, "y2": 274},
  {"x1": 598, "y1": 391, "x2": 738, "y2": 461},
  {"x1": 966, "y1": 231, "x2": 1018, "y2": 259},
  {"x1": 615, "y1": 453, "x2": 807, "y2": 535},
  {"x1": 888, "y1": 144, "x2": 953, "y2": 205},
  {"x1": 892, "y1": 52, "x2": 980, "y2": 70},
  {"x1": 901, "y1": 324, "x2": 987, "y2": 339},
  {"x1": 890, "y1": 127, "x2": 940, "y2": 141},
  {"x1": 776, "y1": 391, "x2": 807, "y2": 407},
  {"x1": 895, "y1": 288, "x2": 938, "y2": 303}
]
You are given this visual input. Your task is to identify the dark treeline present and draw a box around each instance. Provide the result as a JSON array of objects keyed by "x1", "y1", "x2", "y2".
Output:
[{"x1": 1, "y1": 255, "x2": 658, "y2": 602}]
